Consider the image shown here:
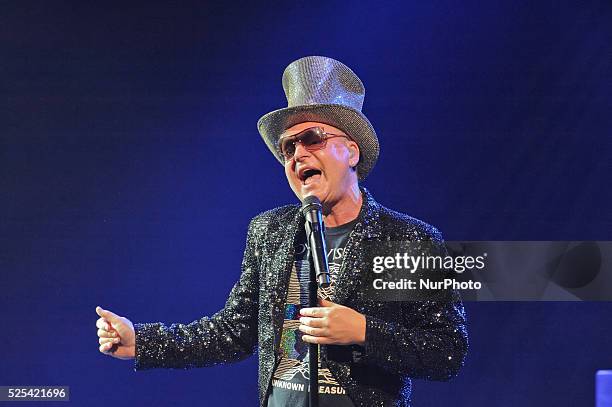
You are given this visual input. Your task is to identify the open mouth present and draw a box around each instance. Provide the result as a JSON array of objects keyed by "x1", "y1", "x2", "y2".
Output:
[{"x1": 298, "y1": 167, "x2": 322, "y2": 185}]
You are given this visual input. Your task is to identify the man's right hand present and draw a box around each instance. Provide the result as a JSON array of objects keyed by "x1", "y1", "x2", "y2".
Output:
[{"x1": 96, "y1": 306, "x2": 136, "y2": 360}]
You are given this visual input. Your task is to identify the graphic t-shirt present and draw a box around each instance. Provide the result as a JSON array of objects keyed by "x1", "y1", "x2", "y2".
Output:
[{"x1": 266, "y1": 218, "x2": 358, "y2": 407}]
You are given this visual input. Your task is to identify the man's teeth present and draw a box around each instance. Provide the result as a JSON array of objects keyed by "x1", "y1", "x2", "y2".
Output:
[{"x1": 303, "y1": 173, "x2": 321, "y2": 185}]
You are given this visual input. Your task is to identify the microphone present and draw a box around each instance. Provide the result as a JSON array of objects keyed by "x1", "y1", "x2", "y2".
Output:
[{"x1": 301, "y1": 195, "x2": 331, "y2": 288}]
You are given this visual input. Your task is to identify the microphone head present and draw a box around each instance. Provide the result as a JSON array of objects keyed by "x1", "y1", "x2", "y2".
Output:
[
  {"x1": 300, "y1": 195, "x2": 322, "y2": 214},
  {"x1": 302, "y1": 195, "x2": 321, "y2": 206}
]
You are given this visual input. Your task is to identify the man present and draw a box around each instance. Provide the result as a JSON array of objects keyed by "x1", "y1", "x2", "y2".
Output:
[{"x1": 96, "y1": 56, "x2": 468, "y2": 406}]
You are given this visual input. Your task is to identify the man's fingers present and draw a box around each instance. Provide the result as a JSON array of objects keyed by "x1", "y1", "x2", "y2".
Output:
[
  {"x1": 299, "y1": 316, "x2": 326, "y2": 328},
  {"x1": 300, "y1": 307, "x2": 326, "y2": 317},
  {"x1": 95, "y1": 306, "x2": 107, "y2": 318},
  {"x1": 99, "y1": 337, "x2": 111, "y2": 345},
  {"x1": 96, "y1": 307, "x2": 125, "y2": 356},
  {"x1": 96, "y1": 318, "x2": 108, "y2": 330},
  {"x1": 96, "y1": 306, "x2": 120, "y2": 324},
  {"x1": 301, "y1": 334, "x2": 332, "y2": 345},
  {"x1": 99, "y1": 342, "x2": 114, "y2": 354},
  {"x1": 99, "y1": 337, "x2": 121, "y2": 345},
  {"x1": 97, "y1": 328, "x2": 117, "y2": 338},
  {"x1": 96, "y1": 317, "x2": 113, "y2": 332},
  {"x1": 299, "y1": 325, "x2": 326, "y2": 337}
]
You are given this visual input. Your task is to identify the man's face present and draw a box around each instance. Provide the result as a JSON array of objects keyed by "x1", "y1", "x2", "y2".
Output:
[{"x1": 281, "y1": 122, "x2": 360, "y2": 204}]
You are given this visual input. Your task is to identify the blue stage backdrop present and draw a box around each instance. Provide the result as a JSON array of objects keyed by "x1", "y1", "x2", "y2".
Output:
[{"x1": 1, "y1": 2, "x2": 611, "y2": 406}]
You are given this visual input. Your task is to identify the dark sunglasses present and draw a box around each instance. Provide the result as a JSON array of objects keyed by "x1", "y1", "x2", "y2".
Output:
[{"x1": 278, "y1": 127, "x2": 351, "y2": 162}]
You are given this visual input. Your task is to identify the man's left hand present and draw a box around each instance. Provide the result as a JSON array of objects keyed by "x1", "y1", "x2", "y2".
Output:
[{"x1": 299, "y1": 299, "x2": 366, "y2": 346}]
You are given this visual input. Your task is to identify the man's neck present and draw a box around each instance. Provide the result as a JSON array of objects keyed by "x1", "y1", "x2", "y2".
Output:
[{"x1": 322, "y1": 184, "x2": 363, "y2": 227}]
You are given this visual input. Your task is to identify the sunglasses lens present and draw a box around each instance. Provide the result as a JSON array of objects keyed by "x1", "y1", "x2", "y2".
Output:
[
  {"x1": 279, "y1": 128, "x2": 326, "y2": 161},
  {"x1": 280, "y1": 138, "x2": 296, "y2": 160},
  {"x1": 301, "y1": 129, "x2": 325, "y2": 148}
]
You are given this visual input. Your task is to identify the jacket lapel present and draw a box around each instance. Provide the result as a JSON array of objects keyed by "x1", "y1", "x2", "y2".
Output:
[
  {"x1": 332, "y1": 187, "x2": 382, "y2": 304},
  {"x1": 270, "y1": 207, "x2": 302, "y2": 357}
]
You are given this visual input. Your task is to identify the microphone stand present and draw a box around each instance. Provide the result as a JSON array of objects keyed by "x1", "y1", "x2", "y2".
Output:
[{"x1": 302, "y1": 196, "x2": 331, "y2": 407}]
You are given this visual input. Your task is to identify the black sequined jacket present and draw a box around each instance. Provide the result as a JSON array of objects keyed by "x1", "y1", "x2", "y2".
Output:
[{"x1": 134, "y1": 188, "x2": 468, "y2": 406}]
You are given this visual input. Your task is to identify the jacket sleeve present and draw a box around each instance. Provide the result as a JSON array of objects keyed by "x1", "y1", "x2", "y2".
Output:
[
  {"x1": 360, "y1": 293, "x2": 468, "y2": 381},
  {"x1": 133, "y1": 217, "x2": 263, "y2": 370},
  {"x1": 359, "y1": 234, "x2": 469, "y2": 381}
]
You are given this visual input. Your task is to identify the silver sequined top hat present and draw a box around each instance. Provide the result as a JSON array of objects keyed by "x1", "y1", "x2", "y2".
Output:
[{"x1": 257, "y1": 56, "x2": 379, "y2": 180}]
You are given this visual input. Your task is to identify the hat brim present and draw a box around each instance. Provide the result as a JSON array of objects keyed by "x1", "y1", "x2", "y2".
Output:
[{"x1": 257, "y1": 104, "x2": 379, "y2": 180}]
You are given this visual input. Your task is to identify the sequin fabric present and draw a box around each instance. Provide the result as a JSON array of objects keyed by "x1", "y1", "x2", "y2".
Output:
[{"x1": 134, "y1": 187, "x2": 469, "y2": 407}]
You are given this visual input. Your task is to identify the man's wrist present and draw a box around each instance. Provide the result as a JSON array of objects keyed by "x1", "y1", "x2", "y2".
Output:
[{"x1": 354, "y1": 312, "x2": 366, "y2": 345}]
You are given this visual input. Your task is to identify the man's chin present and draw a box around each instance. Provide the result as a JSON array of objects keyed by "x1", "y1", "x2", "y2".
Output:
[{"x1": 300, "y1": 182, "x2": 326, "y2": 202}]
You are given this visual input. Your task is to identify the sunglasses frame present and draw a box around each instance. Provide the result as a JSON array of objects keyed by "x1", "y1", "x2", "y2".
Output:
[{"x1": 278, "y1": 127, "x2": 351, "y2": 162}]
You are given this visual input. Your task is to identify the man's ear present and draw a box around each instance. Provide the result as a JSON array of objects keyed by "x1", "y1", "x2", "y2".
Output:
[{"x1": 348, "y1": 141, "x2": 360, "y2": 168}]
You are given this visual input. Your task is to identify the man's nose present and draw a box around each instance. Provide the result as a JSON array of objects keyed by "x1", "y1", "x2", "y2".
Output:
[{"x1": 293, "y1": 142, "x2": 311, "y2": 161}]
